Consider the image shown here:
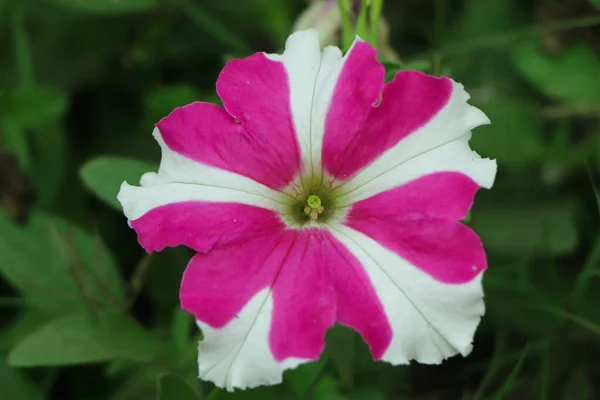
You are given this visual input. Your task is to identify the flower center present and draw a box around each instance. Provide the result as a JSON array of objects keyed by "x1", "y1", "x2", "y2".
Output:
[
  {"x1": 303, "y1": 194, "x2": 325, "y2": 220},
  {"x1": 280, "y1": 171, "x2": 348, "y2": 228}
]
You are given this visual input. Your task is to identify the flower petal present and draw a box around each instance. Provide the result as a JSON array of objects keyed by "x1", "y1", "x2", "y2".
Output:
[
  {"x1": 130, "y1": 202, "x2": 283, "y2": 254},
  {"x1": 320, "y1": 39, "x2": 385, "y2": 178},
  {"x1": 334, "y1": 134, "x2": 496, "y2": 206},
  {"x1": 118, "y1": 128, "x2": 290, "y2": 252},
  {"x1": 346, "y1": 172, "x2": 481, "y2": 222},
  {"x1": 322, "y1": 70, "x2": 493, "y2": 198},
  {"x1": 155, "y1": 97, "x2": 298, "y2": 190},
  {"x1": 180, "y1": 229, "x2": 335, "y2": 390},
  {"x1": 210, "y1": 51, "x2": 307, "y2": 189},
  {"x1": 342, "y1": 171, "x2": 488, "y2": 283},
  {"x1": 265, "y1": 31, "x2": 384, "y2": 184},
  {"x1": 344, "y1": 214, "x2": 486, "y2": 284},
  {"x1": 322, "y1": 231, "x2": 393, "y2": 359},
  {"x1": 328, "y1": 224, "x2": 485, "y2": 364}
]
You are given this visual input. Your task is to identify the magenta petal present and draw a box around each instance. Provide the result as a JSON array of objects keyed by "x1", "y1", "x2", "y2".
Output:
[
  {"x1": 180, "y1": 229, "x2": 336, "y2": 361},
  {"x1": 348, "y1": 172, "x2": 481, "y2": 221},
  {"x1": 323, "y1": 231, "x2": 392, "y2": 359},
  {"x1": 346, "y1": 216, "x2": 486, "y2": 285},
  {"x1": 321, "y1": 40, "x2": 385, "y2": 180},
  {"x1": 270, "y1": 230, "x2": 336, "y2": 361},
  {"x1": 130, "y1": 202, "x2": 284, "y2": 253},
  {"x1": 156, "y1": 52, "x2": 303, "y2": 190},
  {"x1": 323, "y1": 71, "x2": 453, "y2": 181},
  {"x1": 217, "y1": 53, "x2": 303, "y2": 188},
  {"x1": 345, "y1": 172, "x2": 486, "y2": 283}
]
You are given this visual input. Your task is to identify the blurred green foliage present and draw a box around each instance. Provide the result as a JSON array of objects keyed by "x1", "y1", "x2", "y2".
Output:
[{"x1": 1, "y1": 0, "x2": 600, "y2": 398}]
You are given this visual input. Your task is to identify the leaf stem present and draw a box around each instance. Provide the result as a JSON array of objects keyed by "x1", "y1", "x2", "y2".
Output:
[
  {"x1": 176, "y1": 0, "x2": 253, "y2": 55},
  {"x1": 11, "y1": 0, "x2": 34, "y2": 90}
]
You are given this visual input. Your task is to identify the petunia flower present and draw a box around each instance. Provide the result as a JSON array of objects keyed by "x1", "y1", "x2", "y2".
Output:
[{"x1": 118, "y1": 29, "x2": 496, "y2": 391}]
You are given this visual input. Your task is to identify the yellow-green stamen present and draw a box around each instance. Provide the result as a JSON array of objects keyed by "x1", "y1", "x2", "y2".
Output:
[
  {"x1": 304, "y1": 195, "x2": 325, "y2": 220},
  {"x1": 307, "y1": 195, "x2": 322, "y2": 209}
]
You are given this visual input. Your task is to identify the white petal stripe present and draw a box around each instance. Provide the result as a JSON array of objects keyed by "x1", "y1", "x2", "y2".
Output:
[
  {"x1": 267, "y1": 30, "x2": 364, "y2": 186},
  {"x1": 333, "y1": 80, "x2": 495, "y2": 205},
  {"x1": 335, "y1": 135, "x2": 497, "y2": 207},
  {"x1": 118, "y1": 128, "x2": 291, "y2": 222},
  {"x1": 196, "y1": 288, "x2": 308, "y2": 391},
  {"x1": 328, "y1": 224, "x2": 485, "y2": 364}
]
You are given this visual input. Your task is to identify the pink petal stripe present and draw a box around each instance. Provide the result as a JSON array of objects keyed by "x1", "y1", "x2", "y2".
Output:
[
  {"x1": 130, "y1": 202, "x2": 284, "y2": 253},
  {"x1": 347, "y1": 172, "x2": 481, "y2": 222},
  {"x1": 180, "y1": 227, "x2": 395, "y2": 362},
  {"x1": 180, "y1": 230, "x2": 287, "y2": 329},
  {"x1": 346, "y1": 210, "x2": 486, "y2": 284},
  {"x1": 156, "y1": 53, "x2": 302, "y2": 190},
  {"x1": 180, "y1": 229, "x2": 336, "y2": 361},
  {"x1": 321, "y1": 40, "x2": 385, "y2": 180},
  {"x1": 322, "y1": 231, "x2": 392, "y2": 360},
  {"x1": 323, "y1": 71, "x2": 453, "y2": 181},
  {"x1": 346, "y1": 172, "x2": 486, "y2": 284},
  {"x1": 270, "y1": 230, "x2": 336, "y2": 361},
  {"x1": 217, "y1": 52, "x2": 302, "y2": 188}
]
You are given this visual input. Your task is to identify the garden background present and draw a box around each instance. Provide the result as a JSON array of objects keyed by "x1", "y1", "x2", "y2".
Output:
[{"x1": 1, "y1": 0, "x2": 600, "y2": 399}]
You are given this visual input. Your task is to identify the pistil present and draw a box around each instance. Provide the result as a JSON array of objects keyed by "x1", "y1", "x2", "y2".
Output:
[{"x1": 304, "y1": 195, "x2": 325, "y2": 220}]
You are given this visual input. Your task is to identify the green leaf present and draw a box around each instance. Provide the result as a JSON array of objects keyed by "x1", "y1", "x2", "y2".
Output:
[
  {"x1": 0, "y1": 117, "x2": 31, "y2": 170},
  {"x1": 325, "y1": 325, "x2": 356, "y2": 389},
  {"x1": 348, "y1": 388, "x2": 386, "y2": 400},
  {"x1": 0, "y1": 360, "x2": 44, "y2": 400},
  {"x1": 8, "y1": 312, "x2": 162, "y2": 366},
  {"x1": 0, "y1": 88, "x2": 70, "y2": 205},
  {"x1": 513, "y1": 41, "x2": 600, "y2": 104},
  {"x1": 0, "y1": 309, "x2": 47, "y2": 352},
  {"x1": 0, "y1": 88, "x2": 68, "y2": 128},
  {"x1": 472, "y1": 199, "x2": 579, "y2": 256},
  {"x1": 80, "y1": 156, "x2": 157, "y2": 211},
  {"x1": 46, "y1": 0, "x2": 159, "y2": 15},
  {"x1": 591, "y1": 0, "x2": 600, "y2": 9},
  {"x1": 470, "y1": 102, "x2": 544, "y2": 167},
  {"x1": 157, "y1": 373, "x2": 200, "y2": 400},
  {"x1": 0, "y1": 210, "x2": 126, "y2": 316},
  {"x1": 284, "y1": 356, "x2": 327, "y2": 395},
  {"x1": 313, "y1": 376, "x2": 350, "y2": 400}
]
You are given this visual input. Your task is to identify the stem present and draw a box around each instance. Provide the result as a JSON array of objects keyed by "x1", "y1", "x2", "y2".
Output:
[
  {"x1": 355, "y1": 0, "x2": 369, "y2": 41},
  {"x1": 369, "y1": 0, "x2": 383, "y2": 46},
  {"x1": 127, "y1": 253, "x2": 153, "y2": 309},
  {"x1": 492, "y1": 343, "x2": 531, "y2": 399},
  {"x1": 338, "y1": 0, "x2": 355, "y2": 52},
  {"x1": 572, "y1": 231, "x2": 600, "y2": 306},
  {"x1": 177, "y1": 0, "x2": 252, "y2": 55},
  {"x1": 11, "y1": 0, "x2": 34, "y2": 90}
]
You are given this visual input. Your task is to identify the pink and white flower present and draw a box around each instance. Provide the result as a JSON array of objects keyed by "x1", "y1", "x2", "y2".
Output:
[{"x1": 118, "y1": 29, "x2": 496, "y2": 391}]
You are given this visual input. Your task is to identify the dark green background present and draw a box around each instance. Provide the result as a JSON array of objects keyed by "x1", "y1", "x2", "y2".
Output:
[{"x1": 1, "y1": 0, "x2": 600, "y2": 399}]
